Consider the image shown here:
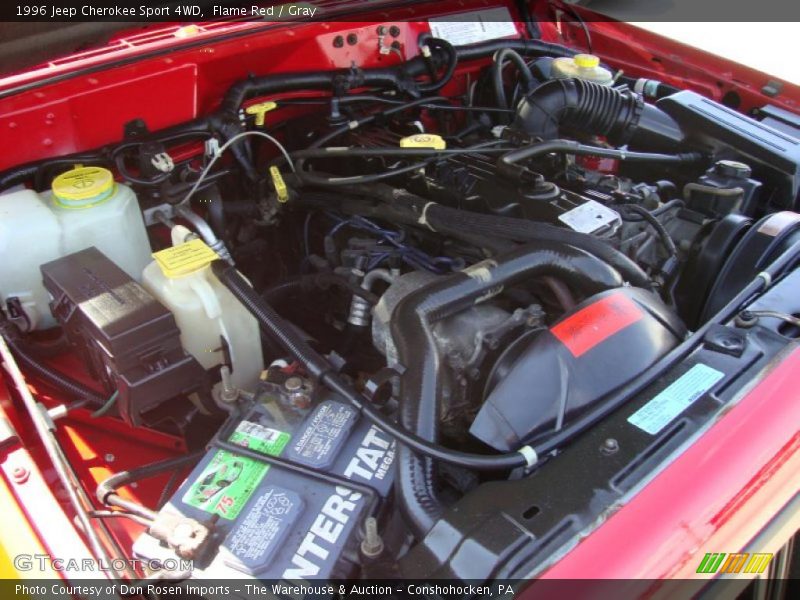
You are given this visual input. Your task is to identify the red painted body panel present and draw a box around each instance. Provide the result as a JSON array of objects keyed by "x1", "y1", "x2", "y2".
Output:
[
  {"x1": 0, "y1": 2, "x2": 798, "y2": 170},
  {"x1": 536, "y1": 348, "x2": 800, "y2": 582},
  {"x1": 0, "y1": 0, "x2": 798, "y2": 582},
  {"x1": 0, "y1": 363, "x2": 183, "y2": 577}
]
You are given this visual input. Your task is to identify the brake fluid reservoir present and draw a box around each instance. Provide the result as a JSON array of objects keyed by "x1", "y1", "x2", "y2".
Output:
[
  {"x1": 551, "y1": 53, "x2": 614, "y2": 85},
  {"x1": 142, "y1": 228, "x2": 264, "y2": 402},
  {"x1": 0, "y1": 166, "x2": 151, "y2": 329}
]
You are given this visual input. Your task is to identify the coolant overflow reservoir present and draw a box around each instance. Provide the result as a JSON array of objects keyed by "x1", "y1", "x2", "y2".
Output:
[
  {"x1": 51, "y1": 165, "x2": 116, "y2": 208},
  {"x1": 142, "y1": 231, "x2": 263, "y2": 404},
  {"x1": 0, "y1": 165, "x2": 151, "y2": 329},
  {"x1": 552, "y1": 53, "x2": 614, "y2": 85}
]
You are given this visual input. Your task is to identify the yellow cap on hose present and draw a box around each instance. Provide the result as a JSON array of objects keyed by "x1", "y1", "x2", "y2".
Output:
[{"x1": 245, "y1": 101, "x2": 278, "y2": 127}]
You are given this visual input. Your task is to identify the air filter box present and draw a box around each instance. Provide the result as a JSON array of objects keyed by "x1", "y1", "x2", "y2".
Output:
[{"x1": 471, "y1": 288, "x2": 686, "y2": 451}]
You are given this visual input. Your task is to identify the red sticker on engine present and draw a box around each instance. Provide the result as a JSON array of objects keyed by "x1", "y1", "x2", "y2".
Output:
[{"x1": 550, "y1": 293, "x2": 644, "y2": 357}]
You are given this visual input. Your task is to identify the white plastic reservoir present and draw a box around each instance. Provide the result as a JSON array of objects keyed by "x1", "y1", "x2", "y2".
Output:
[
  {"x1": 551, "y1": 53, "x2": 614, "y2": 86},
  {"x1": 0, "y1": 166, "x2": 152, "y2": 329},
  {"x1": 142, "y1": 226, "x2": 264, "y2": 402}
]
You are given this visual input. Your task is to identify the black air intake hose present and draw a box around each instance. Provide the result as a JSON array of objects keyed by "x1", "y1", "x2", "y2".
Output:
[
  {"x1": 213, "y1": 246, "x2": 621, "y2": 539},
  {"x1": 391, "y1": 241, "x2": 624, "y2": 539},
  {"x1": 212, "y1": 244, "x2": 621, "y2": 461},
  {"x1": 514, "y1": 78, "x2": 644, "y2": 145}
]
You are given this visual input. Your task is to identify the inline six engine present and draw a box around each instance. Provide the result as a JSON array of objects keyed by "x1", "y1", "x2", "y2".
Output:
[{"x1": 1, "y1": 24, "x2": 800, "y2": 585}]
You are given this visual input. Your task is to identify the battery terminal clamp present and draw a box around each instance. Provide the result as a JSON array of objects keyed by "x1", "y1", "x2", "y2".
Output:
[{"x1": 149, "y1": 512, "x2": 212, "y2": 560}]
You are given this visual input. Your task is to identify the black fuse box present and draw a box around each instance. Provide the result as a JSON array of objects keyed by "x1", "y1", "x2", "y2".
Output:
[{"x1": 40, "y1": 247, "x2": 208, "y2": 425}]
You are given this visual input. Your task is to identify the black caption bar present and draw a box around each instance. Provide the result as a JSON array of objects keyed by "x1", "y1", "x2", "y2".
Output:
[{"x1": 2, "y1": 0, "x2": 800, "y2": 22}]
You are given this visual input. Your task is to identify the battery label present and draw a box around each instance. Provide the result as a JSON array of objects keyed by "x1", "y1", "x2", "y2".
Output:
[
  {"x1": 182, "y1": 421, "x2": 290, "y2": 520},
  {"x1": 221, "y1": 485, "x2": 303, "y2": 575},
  {"x1": 628, "y1": 363, "x2": 724, "y2": 435},
  {"x1": 286, "y1": 400, "x2": 357, "y2": 469},
  {"x1": 229, "y1": 421, "x2": 289, "y2": 453}
]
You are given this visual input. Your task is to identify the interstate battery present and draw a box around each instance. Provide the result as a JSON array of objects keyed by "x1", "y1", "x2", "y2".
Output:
[{"x1": 133, "y1": 391, "x2": 396, "y2": 580}]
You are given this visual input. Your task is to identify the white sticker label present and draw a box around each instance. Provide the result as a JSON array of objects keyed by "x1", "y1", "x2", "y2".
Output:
[
  {"x1": 429, "y1": 7, "x2": 519, "y2": 45},
  {"x1": 628, "y1": 363, "x2": 724, "y2": 435},
  {"x1": 558, "y1": 200, "x2": 621, "y2": 234}
]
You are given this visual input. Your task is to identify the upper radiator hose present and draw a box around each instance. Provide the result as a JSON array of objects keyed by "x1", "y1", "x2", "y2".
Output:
[{"x1": 514, "y1": 78, "x2": 644, "y2": 145}]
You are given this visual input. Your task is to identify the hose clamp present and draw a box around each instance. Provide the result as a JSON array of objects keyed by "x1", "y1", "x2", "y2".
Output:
[
  {"x1": 418, "y1": 201, "x2": 438, "y2": 231},
  {"x1": 756, "y1": 271, "x2": 772, "y2": 288},
  {"x1": 518, "y1": 445, "x2": 538, "y2": 468}
]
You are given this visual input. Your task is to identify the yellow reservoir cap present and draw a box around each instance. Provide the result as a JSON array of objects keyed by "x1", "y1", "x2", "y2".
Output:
[
  {"x1": 399, "y1": 133, "x2": 446, "y2": 150},
  {"x1": 574, "y1": 53, "x2": 601, "y2": 69},
  {"x1": 153, "y1": 238, "x2": 219, "y2": 278},
  {"x1": 52, "y1": 166, "x2": 116, "y2": 209}
]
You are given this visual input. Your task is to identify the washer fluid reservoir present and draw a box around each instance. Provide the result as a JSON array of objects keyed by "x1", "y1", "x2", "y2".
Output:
[{"x1": 142, "y1": 226, "x2": 264, "y2": 404}]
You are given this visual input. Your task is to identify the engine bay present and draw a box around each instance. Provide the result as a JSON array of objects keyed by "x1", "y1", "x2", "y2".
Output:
[{"x1": 1, "y1": 11, "x2": 800, "y2": 584}]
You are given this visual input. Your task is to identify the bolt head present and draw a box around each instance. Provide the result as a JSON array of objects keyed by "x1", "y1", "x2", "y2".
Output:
[
  {"x1": 291, "y1": 393, "x2": 312, "y2": 410},
  {"x1": 285, "y1": 376, "x2": 304, "y2": 392},
  {"x1": 601, "y1": 438, "x2": 619, "y2": 455},
  {"x1": 11, "y1": 466, "x2": 29, "y2": 483}
]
